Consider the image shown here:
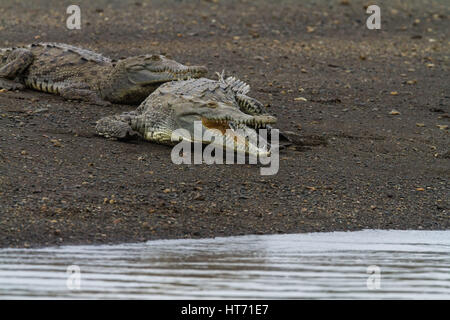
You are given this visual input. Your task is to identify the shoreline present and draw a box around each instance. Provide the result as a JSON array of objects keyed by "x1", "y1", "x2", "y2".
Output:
[{"x1": 2, "y1": 228, "x2": 450, "y2": 250}]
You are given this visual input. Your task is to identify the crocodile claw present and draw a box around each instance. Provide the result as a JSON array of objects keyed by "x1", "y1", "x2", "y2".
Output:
[{"x1": 0, "y1": 79, "x2": 25, "y2": 91}]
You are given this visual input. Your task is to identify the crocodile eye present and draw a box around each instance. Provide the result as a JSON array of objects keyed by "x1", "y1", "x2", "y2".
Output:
[
  {"x1": 149, "y1": 55, "x2": 161, "y2": 61},
  {"x1": 207, "y1": 102, "x2": 218, "y2": 108},
  {"x1": 127, "y1": 65, "x2": 145, "y2": 72}
]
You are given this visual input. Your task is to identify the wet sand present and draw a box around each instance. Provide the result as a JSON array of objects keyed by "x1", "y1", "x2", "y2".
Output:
[{"x1": 0, "y1": 0, "x2": 448, "y2": 248}]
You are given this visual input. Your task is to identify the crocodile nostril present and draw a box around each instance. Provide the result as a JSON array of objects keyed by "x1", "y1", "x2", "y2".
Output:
[{"x1": 188, "y1": 66, "x2": 208, "y2": 75}]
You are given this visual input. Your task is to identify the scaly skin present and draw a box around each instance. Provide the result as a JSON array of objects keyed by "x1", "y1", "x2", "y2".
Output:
[
  {"x1": 96, "y1": 73, "x2": 283, "y2": 156},
  {"x1": 0, "y1": 43, "x2": 207, "y2": 105}
]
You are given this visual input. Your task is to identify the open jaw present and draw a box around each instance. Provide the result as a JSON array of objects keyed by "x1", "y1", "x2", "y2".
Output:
[{"x1": 197, "y1": 115, "x2": 277, "y2": 156}]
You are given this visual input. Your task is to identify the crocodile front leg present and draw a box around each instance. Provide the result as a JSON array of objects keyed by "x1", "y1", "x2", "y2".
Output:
[
  {"x1": 0, "y1": 78, "x2": 25, "y2": 90},
  {"x1": 96, "y1": 111, "x2": 140, "y2": 139},
  {"x1": 0, "y1": 48, "x2": 34, "y2": 90}
]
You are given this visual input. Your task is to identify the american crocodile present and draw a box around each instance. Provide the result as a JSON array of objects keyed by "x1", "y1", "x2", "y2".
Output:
[
  {"x1": 0, "y1": 43, "x2": 207, "y2": 105},
  {"x1": 96, "y1": 73, "x2": 283, "y2": 156}
]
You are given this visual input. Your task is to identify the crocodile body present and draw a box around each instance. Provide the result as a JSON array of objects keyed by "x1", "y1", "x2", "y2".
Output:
[
  {"x1": 0, "y1": 43, "x2": 207, "y2": 105},
  {"x1": 96, "y1": 73, "x2": 281, "y2": 155}
]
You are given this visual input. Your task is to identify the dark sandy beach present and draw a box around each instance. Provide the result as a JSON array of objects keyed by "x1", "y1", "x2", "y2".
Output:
[{"x1": 0, "y1": 0, "x2": 448, "y2": 248}]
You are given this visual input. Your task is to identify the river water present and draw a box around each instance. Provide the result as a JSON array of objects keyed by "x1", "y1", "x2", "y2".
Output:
[{"x1": 0, "y1": 230, "x2": 449, "y2": 299}]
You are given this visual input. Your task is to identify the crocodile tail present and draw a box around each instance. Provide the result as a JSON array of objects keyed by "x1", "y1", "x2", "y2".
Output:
[
  {"x1": 215, "y1": 70, "x2": 250, "y2": 95},
  {"x1": 225, "y1": 76, "x2": 250, "y2": 95},
  {"x1": 36, "y1": 42, "x2": 112, "y2": 65},
  {"x1": 215, "y1": 70, "x2": 226, "y2": 83}
]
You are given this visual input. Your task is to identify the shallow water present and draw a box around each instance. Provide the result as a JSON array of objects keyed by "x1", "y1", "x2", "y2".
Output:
[{"x1": 0, "y1": 230, "x2": 449, "y2": 299}]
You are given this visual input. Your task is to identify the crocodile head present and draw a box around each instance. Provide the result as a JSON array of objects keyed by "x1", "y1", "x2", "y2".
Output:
[
  {"x1": 158, "y1": 94, "x2": 277, "y2": 156},
  {"x1": 102, "y1": 54, "x2": 208, "y2": 104}
]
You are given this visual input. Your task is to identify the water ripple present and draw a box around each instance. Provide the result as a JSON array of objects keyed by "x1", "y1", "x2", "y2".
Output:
[{"x1": 0, "y1": 230, "x2": 449, "y2": 299}]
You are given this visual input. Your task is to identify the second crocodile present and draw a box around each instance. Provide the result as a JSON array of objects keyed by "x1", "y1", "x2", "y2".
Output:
[{"x1": 0, "y1": 42, "x2": 207, "y2": 105}]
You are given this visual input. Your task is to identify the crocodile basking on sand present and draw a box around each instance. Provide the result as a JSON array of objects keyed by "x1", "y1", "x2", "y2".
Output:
[
  {"x1": 96, "y1": 73, "x2": 285, "y2": 156},
  {"x1": 0, "y1": 43, "x2": 207, "y2": 105}
]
